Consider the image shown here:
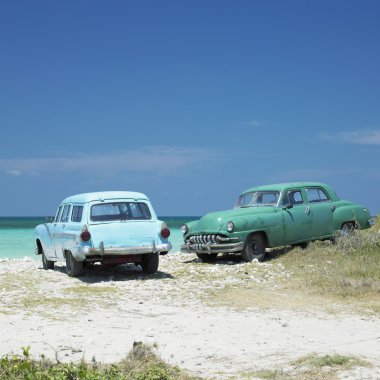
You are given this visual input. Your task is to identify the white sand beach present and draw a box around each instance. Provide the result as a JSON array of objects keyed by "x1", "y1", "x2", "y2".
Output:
[{"x1": 1, "y1": 254, "x2": 379, "y2": 379}]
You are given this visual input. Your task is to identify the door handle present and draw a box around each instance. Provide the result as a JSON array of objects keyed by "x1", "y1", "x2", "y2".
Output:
[
  {"x1": 331, "y1": 205, "x2": 336, "y2": 212},
  {"x1": 305, "y1": 206, "x2": 311, "y2": 215}
]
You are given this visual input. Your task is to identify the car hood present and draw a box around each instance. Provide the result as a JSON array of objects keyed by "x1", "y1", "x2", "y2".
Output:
[
  {"x1": 88, "y1": 220, "x2": 163, "y2": 248},
  {"x1": 188, "y1": 206, "x2": 277, "y2": 234}
]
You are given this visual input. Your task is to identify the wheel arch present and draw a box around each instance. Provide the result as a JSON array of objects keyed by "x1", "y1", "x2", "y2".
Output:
[
  {"x1": 63, "y1": 249, "x2": 70, "y2": 259},
  {"x1": 36, "y1": 239, "x2": 43, "y2": 255},
  {"x1": 244, "y1": 230, "x2": 269, "y2": 248},
  {"x1": 340, "y1": 220, "x2": 359, "y2": 230}
]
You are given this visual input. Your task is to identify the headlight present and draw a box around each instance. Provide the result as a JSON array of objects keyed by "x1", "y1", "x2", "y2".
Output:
[
  {"x1": 227, "y1": 221, "x2": 234, "y2": 232},
  {"x1": 181, "y1": 224, "x2": 188, "y2": 234}
]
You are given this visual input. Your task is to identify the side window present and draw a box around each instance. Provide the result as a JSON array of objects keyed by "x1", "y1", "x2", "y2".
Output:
[
  {"x1": 305, "y1": 188, "x2": 329, "y2": 203},
  {"x1": 60, "y1": 204, "x2": 71, "y2": 222},
  {"x1": 71, "y1": 206, "x2": 83, "y2": 222},
  {"x1": 283, "y1": 190, "x2": 303, "y2": 205},
  {"x1": 54, "y1": 206, "x2": 63, "y2": 222}
]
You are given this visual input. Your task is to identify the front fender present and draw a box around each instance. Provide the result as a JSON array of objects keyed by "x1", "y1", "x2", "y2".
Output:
[{"x1": 226, "y1": 212, "x2": 284, "y2": 247}]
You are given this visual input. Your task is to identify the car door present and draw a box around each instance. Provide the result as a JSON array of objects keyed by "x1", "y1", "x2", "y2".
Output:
[
  {"x1": 304, "y1": 187, "x2": 334, "y2": 238},
  {"x1": 47, "y1": 206, "x2": 63, "y2": 258},
  {"x1": 52, "y1": 204, "x2": 71, "y2": 258},
  {"x1": 281, "y1": 189, "x2": 313, "y2": 243}
]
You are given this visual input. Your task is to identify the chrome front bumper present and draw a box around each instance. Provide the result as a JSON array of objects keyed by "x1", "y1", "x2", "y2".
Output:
[
  {"x1": 181, "y1": 241, "x2": 244, "y2": 254},
  {"x1": 80, "y1": 242, "x2": 172, "y2": 256}
]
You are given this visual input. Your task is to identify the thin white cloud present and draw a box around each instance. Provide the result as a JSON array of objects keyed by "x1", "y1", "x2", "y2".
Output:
[
  {"x1": 0, "y1": 146, "x2": 221, "y2": 177},
  {"x1": 248, "y1": 120, "x2": 262, "y2": 127},
  {"x1": 6, "y1": 169, "x2": 23, "y2": 176},
  {"x1": 271, "y1": 167, "x2": 380, "y2": 183},
  {"x1": 247, "y1": 119, "x2": 279, "y2": 128},
  {"x1": 320, "y1": 130, "x2": 380, "y2": 145}
]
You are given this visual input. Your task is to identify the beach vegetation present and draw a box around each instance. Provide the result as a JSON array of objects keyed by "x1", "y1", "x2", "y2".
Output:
[
  {"x1": 0, "y1": 344, "x2": 199, "y2": 380},
  {"x1": 64, "y1": 284, "x2": 119, "y2": 296},
  {"x1": 276, "y1": 217, "x2": 380, "y2": 311},
  {"x1": 204, "y1": 217, "x2": 380, "y2": 313},
  {"x1": 244, "y1": 353, "x2": 369, "y2": 379}
]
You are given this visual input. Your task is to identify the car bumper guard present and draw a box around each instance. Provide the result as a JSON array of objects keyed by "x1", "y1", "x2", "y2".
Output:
[
  {"x1": 181, "y1": 241, "x2": 244, "y2": 254},
  {"x1": 80, "y1": 241, "x2": 172, "y2": 256}
]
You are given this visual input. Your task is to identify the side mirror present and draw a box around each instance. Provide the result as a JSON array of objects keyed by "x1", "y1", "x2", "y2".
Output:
[{"x1": 282, "y1": 204, "x2": 293, "y2": 210}]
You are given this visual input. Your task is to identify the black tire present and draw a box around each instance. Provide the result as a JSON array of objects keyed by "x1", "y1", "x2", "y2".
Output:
[
  {"x1": 242, "y1": 233, "x2": 266, "y2": 262},
  {"x1": 196, "y1": 253, "x2": 218, "y2": 262},
  {"x1": 41, "y1": 248, "x2": 54, "y2": 270},
  {"x1": 65, "y1": 251, "x2": 84, "y2": 277},
  {"x1": 159, "y1": 251, "x2": 168, "y2": 256},
  {"x1": 141, "y1": 253, "x2": 159, "y2": 274}
]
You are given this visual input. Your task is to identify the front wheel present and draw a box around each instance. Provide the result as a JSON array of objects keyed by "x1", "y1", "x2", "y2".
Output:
[
  {"x1": 41, "y1": 248, "x2": 54, "y2": 270},
  {"x1": 65, "y1": 251, "x2": 84, "y2": 277},
  {"x1": 141, "y1": 253, "x2": 159, "y2": 274},
  {"x1": 242, "y1": 233, "x2": 266, "y2": 262}
]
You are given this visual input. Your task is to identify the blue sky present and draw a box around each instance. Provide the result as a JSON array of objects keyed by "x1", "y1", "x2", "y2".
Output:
[{"x1": 0, "y1": 0, "x2": 379, "y2": 216}]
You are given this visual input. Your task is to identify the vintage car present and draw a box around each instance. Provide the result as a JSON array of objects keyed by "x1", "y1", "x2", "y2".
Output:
[
  {"x1": 181, "y1": 182, "x2": 374, "y2": 262},
  {"x1": 35, "y1": 191, "x2": 172, "y2": 276}
]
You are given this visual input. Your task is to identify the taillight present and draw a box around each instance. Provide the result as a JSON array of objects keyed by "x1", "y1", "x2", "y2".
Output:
[
  {"x1": 161, "y1": 224, "x2": 170, "y2": 238},
  {"x1": 80, "y1": 225, "x2": 91, "y2": 242}
]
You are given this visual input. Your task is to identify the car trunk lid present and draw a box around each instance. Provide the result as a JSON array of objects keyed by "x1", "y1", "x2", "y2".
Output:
[{"x1": 88, "y1": 220, "x2": 159, "y2": 248}]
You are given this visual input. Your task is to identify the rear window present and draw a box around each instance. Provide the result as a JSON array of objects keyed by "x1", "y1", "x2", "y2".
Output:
[
  {"x1": 90, "y1": 202, "x2": 152, "y2": 222},
  {"x1": 305, "y1": 188, "x2": 330, "y2": 203},
  {"x1": 60, "y1": 204, "x2": 71, "y2": 222}
]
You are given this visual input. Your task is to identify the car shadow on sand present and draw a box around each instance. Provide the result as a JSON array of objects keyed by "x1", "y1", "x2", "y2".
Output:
[
  {"x1": 51, "y1": 263, "x2": 174, "y2": 284},
  {"x1": 182, "y1": 247, "x2": 296, "y2": 265},
  {"x1": 182, "y1": 254, "x2": 245, "y2": 266}
]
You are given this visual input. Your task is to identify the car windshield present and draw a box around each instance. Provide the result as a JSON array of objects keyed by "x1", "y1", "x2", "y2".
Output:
[
  {"x1": 235, "y1": 191, "x2": 280, "y2": 208},
  {"x1": 91, "y1": 202, "x2": 152, "y2": 221}
]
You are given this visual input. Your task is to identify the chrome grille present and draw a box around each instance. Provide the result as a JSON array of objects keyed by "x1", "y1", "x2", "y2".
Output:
[{"x1": 188, "y1": 234, "x2": 224, "y2": 244}]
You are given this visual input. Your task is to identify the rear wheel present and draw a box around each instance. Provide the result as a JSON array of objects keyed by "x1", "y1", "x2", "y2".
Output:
[
  {"x1": 196, "y1": 253, "x2": 218, "y2": 262},
  {"x1": 41, "y1": 248, "x2": 54, "y2": 270},
  {"x1": 141, "y1": 253, "x2": 159, "y2": 274},
  {"x1": 242, "y1": 233, "x2": 266, "y2": 262},
  {"x1": 65, "y1": 251, "x2": 84, "y2": 277}
]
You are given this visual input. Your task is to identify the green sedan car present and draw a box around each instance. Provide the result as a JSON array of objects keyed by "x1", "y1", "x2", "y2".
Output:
[{"x1": 181, "y1": 182, "x2": 375, "y2": 262}]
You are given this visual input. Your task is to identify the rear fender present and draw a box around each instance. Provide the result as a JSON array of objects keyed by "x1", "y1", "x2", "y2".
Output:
[{"x1": 35, "y1": 224, "x2": 54, "y2": 258}]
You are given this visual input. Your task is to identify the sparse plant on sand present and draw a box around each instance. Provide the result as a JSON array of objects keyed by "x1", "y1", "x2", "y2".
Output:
[{"x1": 0, "y1": 344, "x2": 199, "y2": 380}]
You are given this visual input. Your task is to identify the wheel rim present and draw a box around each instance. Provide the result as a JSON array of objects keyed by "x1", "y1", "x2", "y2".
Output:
[{"x1": 250, "y1": 239, "x2": 259, "y2": 256}]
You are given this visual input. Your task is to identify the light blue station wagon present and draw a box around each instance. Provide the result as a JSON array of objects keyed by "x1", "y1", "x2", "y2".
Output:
[{"x1": 35, "y1": 191, "x2": 172, "y2": 276}]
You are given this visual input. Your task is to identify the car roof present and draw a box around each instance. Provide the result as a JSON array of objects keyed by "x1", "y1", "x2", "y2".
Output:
[
  {"x1": 60, "y1": 191, "x2": 149, "y2": 204},
  {"x1": 241, "y1": 182, "x2": 333, "y2": 194}
]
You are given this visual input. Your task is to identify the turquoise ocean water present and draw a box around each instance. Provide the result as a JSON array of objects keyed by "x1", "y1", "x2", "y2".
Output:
[{"x1": 0, "y1": 216, "x2": 198, "y2": 260}]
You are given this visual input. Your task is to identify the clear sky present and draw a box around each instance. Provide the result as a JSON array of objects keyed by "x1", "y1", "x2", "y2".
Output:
[{"x1": 0, "y1": 0, "x2": 379, "y2": 216}]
